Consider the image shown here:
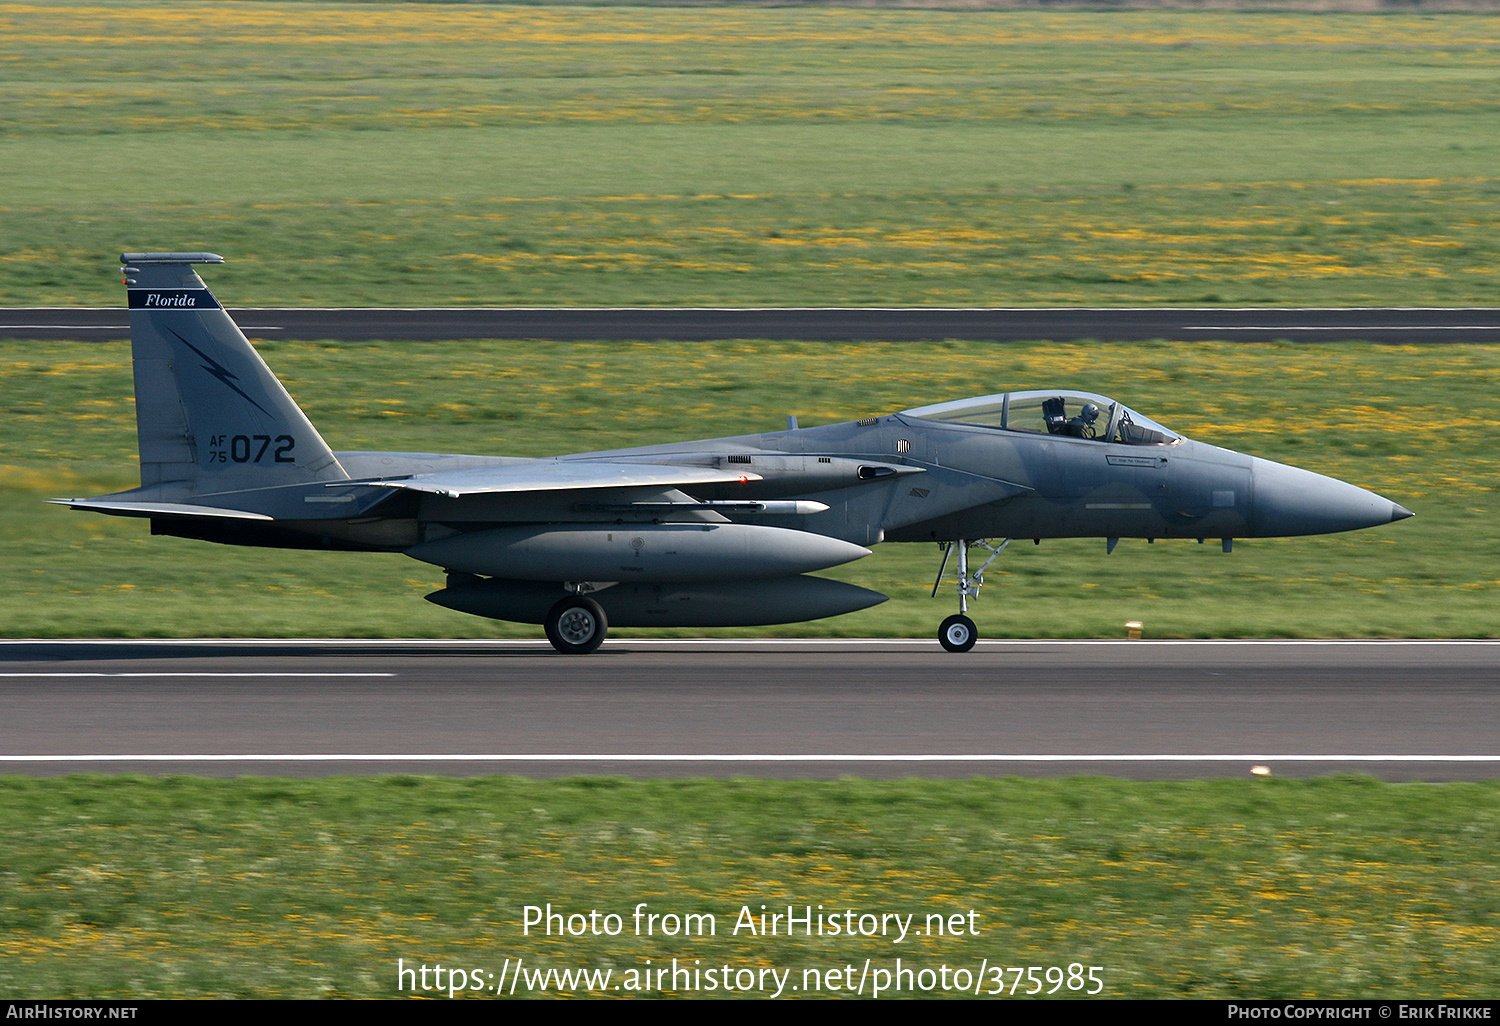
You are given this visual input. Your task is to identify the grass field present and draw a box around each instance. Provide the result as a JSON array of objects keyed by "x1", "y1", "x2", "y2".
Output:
[
  {"x1": 1, "y1": 4, "x2": 1493, "y2": 637},
  {"x1": 2, "y1": 3, "x2": 1499, "y2": 305},
  {"x1": 3, "y1": 4, "x2": 1490, "y2": 633},
  {"x1": 2, "y1": 775, "x2": 1497, "y2": 998},
  {"x1": 2, "y1": 337, "x2": 1493, "y2": 640}
]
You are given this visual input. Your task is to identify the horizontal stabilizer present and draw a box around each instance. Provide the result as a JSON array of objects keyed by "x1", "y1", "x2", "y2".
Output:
[
  {"x1": 366, "y1": 461, "x2": 763, "y2": 499},
  {"x1": 50, "y1": 498, "x2": 273, "y2": 521}
]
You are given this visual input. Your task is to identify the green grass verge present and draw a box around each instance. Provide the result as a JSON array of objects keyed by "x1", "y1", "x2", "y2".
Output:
[
  {"x1": 3, "y1": 5, "x2": 1499, "y2": 305},
  {"x1": 5, "y1": 7, "x2": 1496, "y2": 1005},
  {"x1": 2, "y1": 337, "x2": 1494, "y2": 640},
  {"x1": 2, "y1": 775, "x2": 1496, "y2": 999}
]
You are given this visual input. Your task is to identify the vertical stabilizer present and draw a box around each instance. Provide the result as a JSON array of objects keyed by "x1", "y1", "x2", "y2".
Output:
[{"x1": 121, "y1": 253, "x2": 347, "y2": 496}]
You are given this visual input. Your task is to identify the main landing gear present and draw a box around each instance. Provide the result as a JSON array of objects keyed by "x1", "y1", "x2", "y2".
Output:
[
  {"x1": 544, "y1": 595, "x2": 608, "y2": 654},
  {"x1": 932, "y1": 539, "x2": 1009, "y2": 653}
]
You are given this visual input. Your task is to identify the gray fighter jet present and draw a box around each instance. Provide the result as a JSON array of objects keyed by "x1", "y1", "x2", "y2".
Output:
[{"x1": 58, "y1": 253, "x2": 1413, "y2": 652}]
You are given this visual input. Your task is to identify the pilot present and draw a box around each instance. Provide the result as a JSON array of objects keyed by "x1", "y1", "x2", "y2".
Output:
[{"x1": 1065, "y1": 402, "x2": 1100, "y2": 439}]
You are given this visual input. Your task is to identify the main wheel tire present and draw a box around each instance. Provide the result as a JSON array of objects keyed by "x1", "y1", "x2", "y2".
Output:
[
  {"x1": 938, "y1": 613, "x2": 978, "y2": 653},
  {"x1": 544, "y1": 596, "x2": 608, "y2": 654}
]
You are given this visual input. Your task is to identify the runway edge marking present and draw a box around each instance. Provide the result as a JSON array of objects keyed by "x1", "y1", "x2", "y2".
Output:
[{"x1": 3, "y1": 754, "x2": 1497, "y2": 764}]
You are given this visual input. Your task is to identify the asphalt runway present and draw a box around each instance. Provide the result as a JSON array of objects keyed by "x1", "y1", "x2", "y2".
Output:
[
  {"x1": 2, "y1": 640, "x2": 1495, "y2": 781},
  {"x1": 6, "y1": 306, "x2": 1500, "y2": 342}
]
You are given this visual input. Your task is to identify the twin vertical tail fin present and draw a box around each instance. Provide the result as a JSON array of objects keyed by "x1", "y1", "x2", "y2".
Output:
[{"x1": 121, "y1": 252, "x2": 347, "y2": 498}]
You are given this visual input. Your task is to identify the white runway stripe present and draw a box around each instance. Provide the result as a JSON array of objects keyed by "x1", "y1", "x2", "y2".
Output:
[
  {"x1": 2, "y1": 754, "x2": 1496, "y2": 764},
  {"x1": 4, "y1": 638, "x2": 1497, "y2": 648},
  {"x1": 0, "y1": 672, "x2": 395, "y2": 678},
  {"x1": 1187, "y1": 325, "x2": 1500, "y2": 331}
]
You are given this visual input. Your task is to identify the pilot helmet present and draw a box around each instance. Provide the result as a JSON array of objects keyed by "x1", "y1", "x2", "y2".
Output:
[{"x1": 1080, "y1": 403, "x2": 1100, "y2": 422}]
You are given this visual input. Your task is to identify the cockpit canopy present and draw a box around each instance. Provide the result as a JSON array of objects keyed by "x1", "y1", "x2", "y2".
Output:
[{"x1": 900, "y1": 390, "x2": 1179, "y2": 446}]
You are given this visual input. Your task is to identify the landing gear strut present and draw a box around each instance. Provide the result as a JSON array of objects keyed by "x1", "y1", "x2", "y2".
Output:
[
  {"x1": 544, "y1": 596, "x2": 608, "y2": 654},
  {"x1": 932, "y1": 538, "x2": 1009, "y2": 653}
]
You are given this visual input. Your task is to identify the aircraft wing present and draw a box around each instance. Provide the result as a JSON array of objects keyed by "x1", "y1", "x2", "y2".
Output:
[
  {"x1": 364, "y1": 460, "x2": 763, "y2": 499},
  {"x1": 49, "y1": 498, "x2": 274, "y2": 520}
]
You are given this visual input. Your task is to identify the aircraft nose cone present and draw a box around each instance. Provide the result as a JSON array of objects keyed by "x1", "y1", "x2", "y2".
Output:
[{"x1": 1251, "y1": 458, "x2": 1412, "y2": 537}]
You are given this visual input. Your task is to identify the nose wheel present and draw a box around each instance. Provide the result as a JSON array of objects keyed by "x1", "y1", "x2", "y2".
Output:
[
  {"x1": 931, "y1": 538, "x2": 1008, "y2": 653},
  {"x1": 939, "y1": 614, "x2": 978, "y2": 653}
]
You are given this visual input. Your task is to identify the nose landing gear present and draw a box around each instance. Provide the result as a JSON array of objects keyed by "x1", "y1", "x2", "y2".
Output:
[{"x1": 931, "y1": 538, "x2": 1008, "y2": 653}]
